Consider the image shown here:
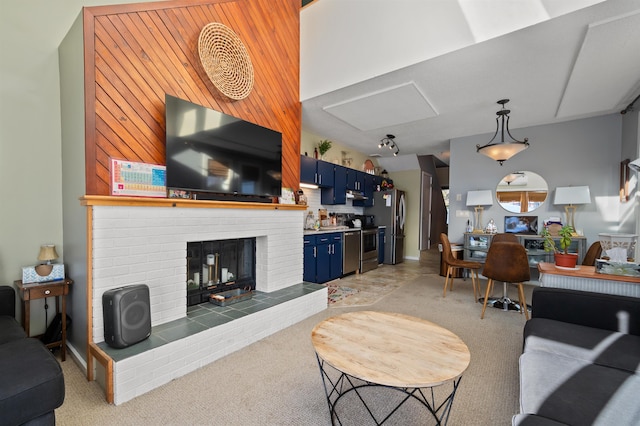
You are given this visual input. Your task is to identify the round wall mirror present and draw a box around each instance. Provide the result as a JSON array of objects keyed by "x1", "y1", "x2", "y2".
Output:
[{"x1": 496, "y1": 171, "x2": 548, "y2": 213}]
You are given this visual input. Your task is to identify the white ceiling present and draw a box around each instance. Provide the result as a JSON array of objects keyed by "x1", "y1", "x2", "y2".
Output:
[{"x1": 300, "y1": 0, "x2": 640, "y2": 164}]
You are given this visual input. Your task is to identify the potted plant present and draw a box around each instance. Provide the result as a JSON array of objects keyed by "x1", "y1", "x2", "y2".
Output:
[
  {"x1": 541, "y1": 225, "x2": 578, "y2": 268},
  {"x1": 317, "y1": 140, "x2": 332, "y2": 159}
]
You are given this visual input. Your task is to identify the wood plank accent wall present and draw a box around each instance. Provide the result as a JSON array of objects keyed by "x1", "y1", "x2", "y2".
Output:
[{"x1": 82, "y1": 0, "x2": 301, "y2": 195}]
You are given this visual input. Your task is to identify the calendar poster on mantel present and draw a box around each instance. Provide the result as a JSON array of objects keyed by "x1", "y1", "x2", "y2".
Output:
[{"x1": 110, "y1": 158, "x2": 166, "y2": 197}]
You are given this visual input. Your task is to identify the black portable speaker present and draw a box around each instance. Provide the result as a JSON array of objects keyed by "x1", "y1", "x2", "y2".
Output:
[{"x1": 102, "y1": 284, "x2": 151, "y2": 349}]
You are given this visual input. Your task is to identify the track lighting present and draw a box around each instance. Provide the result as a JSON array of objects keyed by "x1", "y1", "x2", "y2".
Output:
[{"x1": 379, "y1": 134, "x2": 399, "y2": 156}]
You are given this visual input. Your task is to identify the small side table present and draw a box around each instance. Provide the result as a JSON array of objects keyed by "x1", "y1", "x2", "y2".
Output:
[{"x1": 15, "y1": 278, "x2": 73, "y2": 361}]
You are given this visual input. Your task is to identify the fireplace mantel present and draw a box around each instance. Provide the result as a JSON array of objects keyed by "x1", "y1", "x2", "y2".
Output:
[{"x1": 80, "y1": 195, "x2": 307, "y2": 211}]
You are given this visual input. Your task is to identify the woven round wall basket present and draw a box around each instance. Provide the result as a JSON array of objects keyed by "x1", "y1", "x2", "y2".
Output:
[{"x1": 198, "y1": 22, "x2": 254, "y2": 100}]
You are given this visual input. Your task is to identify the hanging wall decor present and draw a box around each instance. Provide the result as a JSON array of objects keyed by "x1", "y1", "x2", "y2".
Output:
[{"x1": 198, "y1": 22, "x2": 254, "y2": 100}]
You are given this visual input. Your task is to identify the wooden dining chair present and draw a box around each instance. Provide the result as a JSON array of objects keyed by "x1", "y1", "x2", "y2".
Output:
[
  {"x1": 440, "y1": 233, "x2": 482, "y2": 302},
  {"x1": 491, "y1": 233, "x2": 519, "y2": 244},
  {"x1": 481, "y1": 241, "x2": 530, "y2": 320},
  {"x1": 582, "y1": 242, "x2": 602, "y2": 266}
]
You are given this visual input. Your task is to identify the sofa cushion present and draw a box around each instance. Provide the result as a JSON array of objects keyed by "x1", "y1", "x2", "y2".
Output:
[
  {"x1": 524, "y1": 318, "x2": 640, "y2": 373},
  {"x1": 530, "y1": 288, "x2": 640, "y2": 335},
  {"x1": 519, "y1": 350, "x2": 640, "y2": 426},
  {"x1": 512, "y1": 413, "x2": 568, "y2": 426},
  {"x1": 0, "y1": 338, "x2": 64, "y2": 425},
  {"x1": 0, "y1": 286, "x2": 16, "y2": 317},
  {"x1": 0, "y1": 315, "x2": 27, "y2": 344}
]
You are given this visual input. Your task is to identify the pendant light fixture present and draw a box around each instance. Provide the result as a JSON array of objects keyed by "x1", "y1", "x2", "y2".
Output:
[{"x1": 476, "y1": 99, "x2": 529, "y2": 165}]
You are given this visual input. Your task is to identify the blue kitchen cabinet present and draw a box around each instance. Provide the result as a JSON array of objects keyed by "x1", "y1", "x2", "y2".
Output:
[
  {"x1": 330, "y1": 234, "x2": 343, "y2": 279},
  {"x1": 378, "y1": 227, "x2": 385, "y2": 264},
  {"x1": 300, "y1": 155, "x2": 334, "y2": 187},
  {"x1": 346, "y1": 169, "x2": 366, "y2": 192},
  {"x1": 321, "y1": 164, "x2": 347, "y2": 205},
  {"x1": 317, "y1": 161, "x2": 335, "y2": 187},
  {"x1": 303, "y1": 235, "x2": 316, "y2": 282},
  {"x1": 353, "y1": 173, "x2": 376, "y2": 207},
  {"x1": 304, "y1": 232, "x2": 342, "y2": 283},
  {"x1": 300, "y1": 155, "x2": 317, "y2": 185}
]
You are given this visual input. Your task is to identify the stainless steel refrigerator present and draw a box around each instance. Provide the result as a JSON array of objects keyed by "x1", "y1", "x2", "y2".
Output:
[{"x1": 366, "y1": 189, "x2": 406, "y2": 264}]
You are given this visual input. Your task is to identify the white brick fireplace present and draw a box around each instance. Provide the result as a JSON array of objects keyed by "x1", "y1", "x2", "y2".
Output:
[
  {"x1": 90, "y1": 204, "x2": 305, "y2": 341},
  {"x1": 85, "y1": 200, "x2": 326, "y2": 404}
]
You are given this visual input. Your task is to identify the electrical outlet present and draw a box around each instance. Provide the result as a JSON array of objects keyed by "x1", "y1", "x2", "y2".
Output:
[
  {"x1": 456, "y1": 194, "x2": 462, "y2": 201},
  {"x1": 455, "y1": 210, "x2": 470, "y2": 218}
]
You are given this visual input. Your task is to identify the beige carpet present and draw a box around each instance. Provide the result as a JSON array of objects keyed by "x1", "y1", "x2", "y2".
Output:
[{"x1": 56, "y1": 259, "x2": 529, "y2": 425}]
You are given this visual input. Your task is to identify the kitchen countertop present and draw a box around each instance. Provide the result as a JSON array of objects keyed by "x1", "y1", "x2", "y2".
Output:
[
  {"x1": 304, "y1": 226, "x2": 355, "y2": 235},
  {"x1": 303, "y1": 225, "x2": 385, "y2": 235}
]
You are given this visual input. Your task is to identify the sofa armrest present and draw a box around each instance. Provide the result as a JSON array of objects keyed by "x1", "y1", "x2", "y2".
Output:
[
  {"x1": 531, "y1": 287, "x2": 640, "y2": 335},
  {"x1": 0, "y1": 286, "x2": 16, "y2": 318}
]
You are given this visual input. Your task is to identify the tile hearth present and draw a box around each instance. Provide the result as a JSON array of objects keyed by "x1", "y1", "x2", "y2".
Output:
[
  {"x1": 97, "y1": 282, "x2": 325, "y2": 362},
  {"x1": 95, "y1": 281, "x2": 326, "y2": 405}
]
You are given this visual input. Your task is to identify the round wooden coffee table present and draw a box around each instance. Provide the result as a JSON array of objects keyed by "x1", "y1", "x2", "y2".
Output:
[{"x1": 311, "y1": 311, "x2": 470, "y2": 425}]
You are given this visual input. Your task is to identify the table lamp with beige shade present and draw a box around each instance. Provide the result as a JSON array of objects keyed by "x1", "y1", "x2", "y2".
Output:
[
  {"x1": 553, "y1": 186, "x2": 591, "y2": 233},
  {"x1": 466, "y1": 190, "x2": 493, "y2": 232},
  {"x1": 35, "y1": 244, "x2": 59, "y2": 276}
]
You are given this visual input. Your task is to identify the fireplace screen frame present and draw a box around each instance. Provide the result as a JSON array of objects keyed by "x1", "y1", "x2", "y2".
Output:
[{"x1": 186, "y1": 238, "x2": 256, "y2": 306}]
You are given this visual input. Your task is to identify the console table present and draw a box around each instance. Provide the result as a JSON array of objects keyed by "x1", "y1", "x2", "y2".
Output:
[
  {"x1": 538, "y1": 262, "x2": 640, "y2": 298},
  {"x1": 311, "y1": 311, "x2": 470, "y2": 425},
  {"x1": 464, "y1": 233, "x2": 587, "y2": 282}
]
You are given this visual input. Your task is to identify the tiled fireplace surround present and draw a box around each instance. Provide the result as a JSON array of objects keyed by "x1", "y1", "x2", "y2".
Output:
[{"x1": 89, "y1": 203, "x2": 327, "y2": 404}]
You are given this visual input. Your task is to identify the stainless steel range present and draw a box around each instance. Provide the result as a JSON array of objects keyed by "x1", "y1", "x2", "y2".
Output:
[
  {"x1": 335, "y1": 213, "x2": 378, "y2": 273},
  {"x1": 360, "y1": 228, "x2": 378, "y2": 272},
  {"x1": 359, "y1": 215, "x2": 378, "y2": 273}
]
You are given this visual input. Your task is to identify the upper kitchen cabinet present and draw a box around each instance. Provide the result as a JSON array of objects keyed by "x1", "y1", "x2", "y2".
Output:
[
  {"x1": 346, "y1": 169, "x2": 366, "y2": 191},
  {"x1": 353, "y1": 173, "x2": 378, "y2": 207},
  {"x1": 321, "y1": 164, "x2": 347, "y2": 205},
  {"x1": 300, "y1": 155, "x2": 334, "y2": 187}
]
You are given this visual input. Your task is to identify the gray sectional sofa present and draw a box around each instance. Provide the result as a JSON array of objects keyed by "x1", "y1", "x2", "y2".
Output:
[
  {"x1": 0, "y1": 286, "x2": 65, "y2": 426},
  {"x1": 514, "y1": 287, "x2": 640, "y2": 425}
]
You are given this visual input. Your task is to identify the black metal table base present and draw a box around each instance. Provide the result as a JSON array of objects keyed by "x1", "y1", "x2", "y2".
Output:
[{"x1": 315, "y1": 354, "x2": 462, "y2": 425}]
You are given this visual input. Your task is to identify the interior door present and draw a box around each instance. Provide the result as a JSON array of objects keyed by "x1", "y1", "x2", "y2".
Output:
[{"x1": 420, "y1": 172, "x2": 432, "y2": 250}]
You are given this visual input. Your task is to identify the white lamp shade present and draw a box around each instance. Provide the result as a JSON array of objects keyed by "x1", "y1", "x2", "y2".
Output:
[
  {"x1": 466, "y1": 190, "x2": 493, "y2": 206},
  {"x1": 553, "y1": 186, "x2": 591, "y2": 205}
]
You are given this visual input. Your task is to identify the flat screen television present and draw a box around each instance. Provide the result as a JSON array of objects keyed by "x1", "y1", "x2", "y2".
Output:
[
  {"x1": 165, "y1": 94, "x2": 282, "y2": 201},
  {"x1": 504, "y1": 216, "x2": 538, "y2": 234}
]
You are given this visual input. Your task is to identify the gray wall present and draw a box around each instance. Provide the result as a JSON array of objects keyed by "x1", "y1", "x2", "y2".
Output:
[
  {"x1": 59, "y1": 13, "x2": 89, "y2": 361},
  {"x1": 448, "y1": 113, "x2": 633, "y2": 247}
]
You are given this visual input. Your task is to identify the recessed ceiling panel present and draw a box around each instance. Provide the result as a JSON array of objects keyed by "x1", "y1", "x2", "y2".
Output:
[
  {"x1": 557, "y1": 10, "x2": 640, "y2": 118},
  {"x1": 323, "y1": 82, "x2": 438, "y2": 131}
]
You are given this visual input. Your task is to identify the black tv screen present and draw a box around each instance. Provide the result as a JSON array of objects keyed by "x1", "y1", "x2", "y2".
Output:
[
  {"x1": 504, "y1": 216, "x2": 538, "y2": 234},
  {"x1": 165, "y1": 94, "x2": 282, "y2": 199}
]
